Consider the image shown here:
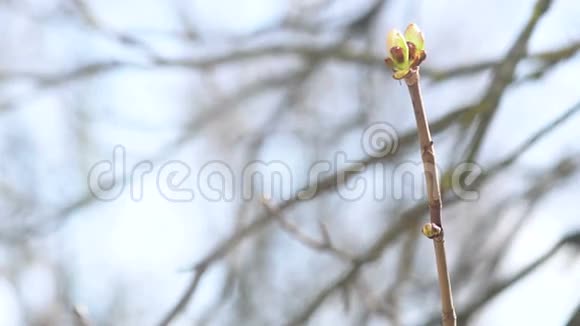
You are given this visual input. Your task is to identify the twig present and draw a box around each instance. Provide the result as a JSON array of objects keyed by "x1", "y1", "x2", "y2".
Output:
[
  {"x1": 566, "y1": 302, "x2": 580, "y2": 326},
  {"x1": 70, "y1": 0, "x2": 160, "y2": 59},
  {"x1": 425, "y1": 41, "x2": 580, "y2": 82},
  {"x1": 385, "y1": 227, "x2": 421, "y2": 324},
  {"x1": 464, "y1": 0, "x2": 554, "y2": 163},
  {"x1": 488, "y1": 101, "x2": 580, "y2": 173},
  {"x1": 287, "y1": 203, "x2": 426, "y2": 324},
  {"x1": 404, "y1": 69, "x2": 456, "y2": 326},
  {"x1": 262, "y1": 198, "x2": 356, "y2": 262},
  {"x1": 355, "y1": 278, "x2": 397, "y2": 321},
  {"x1": 288, "y1": 265, "x2": 362, "y2": 325},
  {"x1": 443, "y1": 232, "x2": 580, "y2": 324},
  {"x1": 449, "y1": 155, "x2": 579, "y2": 304},
  {"x1": 72, "y1": 305, "x2": 91, "y2": 326},
  {"x1": 158, "y1": 264, "x2": 208, "y2": 326},
  {"x1": 2, "y1": 37, "x2": 576, "y2": 88}
]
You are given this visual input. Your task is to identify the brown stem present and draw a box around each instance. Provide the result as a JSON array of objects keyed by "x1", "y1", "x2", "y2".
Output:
[{"x1": 404, "y1": 68, "x2": 456, "y2": 326}]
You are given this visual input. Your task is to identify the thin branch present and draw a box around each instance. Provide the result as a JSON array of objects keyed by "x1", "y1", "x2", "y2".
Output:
[
  {"x1": 456, "y1": 233, "x2": 579, "y2": 323},
  {"x1": 566, "y1": 302, "x2": 580, "y2": 326},
  {"x1": 355, "y1": 278, "x2": 397, "y2": 322},
  {"x1": 72, "y1": 305, "x2": 91, "y2": 326},
  {"x1": 2, "y1": 38, "x2": 576, "y2": 88},
  {"x1": 69, "y1": 0, "x2": 160, "y2": 58},
  {"x1": 384, "y1": 228, "x2": 420, "y2": 324},
  {"x1": 424, "y1": 232, "x2": 580, "y2": 325},
  {"x1": 287, "y1": 203, "x2": 427, "y2": 324},
  {"x1": 425, "y1": 41, "x2": 580, "y2": 82},
  {"x1": 262, "y1": 198, "x2": 356, "y2": 262},
  {"x1": 488, "y1": 101, "x2": 580, "y2": 174},
  {"x1": 451, "y1": 155, "x2": 579, "y2": 297},
  {"x1": 158, "y1": 264, "x2": 208, "y2": 326},
  {"x1": 288, "y1": 264, "x2": 362, "y2": 325},
  {"x1": 464, "y1": 0, "x2": 554, "y2": 163},
  {"x1": 404, "y1": 69, "x2": 456, "y2": 326}
]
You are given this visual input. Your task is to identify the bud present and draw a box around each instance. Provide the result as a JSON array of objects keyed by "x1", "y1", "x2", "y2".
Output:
[
  {"x1": 404, "y1": 23, "x2": 425, "y2": 52},
  {"x1": 422, "y1": 222, "x2": 442, "y2": 239},
  {"x1": 385, "y1": 24, "x2": 426, "y2": 80},
  {"x1": 386, "y1": 29, "x2": 409, "y2": 67}
]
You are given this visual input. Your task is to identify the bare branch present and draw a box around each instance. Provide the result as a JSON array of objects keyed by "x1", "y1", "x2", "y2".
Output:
[
  {"x1": 262, "y1": 198, "x2": 356, "y2": 262},
  {"x1": 455, "y1": 233, "x2": 579, "y2": 324},
  {"x1": 72, "y1": 305, "x2": 91, "y2": 326},
  {"x1": 464, "y1": 0, "x2": 554, "y2": 163},
  {"x1": 289, "y1": 264, "x2": 361, "y2": 325},
  {"x1": 2, "y1": 37, "x2": 576, "y2": 90},
  {"x1": 425, "y1": 41, "x2": 580, "y2": 82},
  {"x1": 158, "y1": 264, "x2": 208, "y2": 326},
  {"x1": 566, "y1": 302, "x2": 580, "y2": 326},
  {"x1": 488, "y1": 101, "x2": 580, "y2": 174}
]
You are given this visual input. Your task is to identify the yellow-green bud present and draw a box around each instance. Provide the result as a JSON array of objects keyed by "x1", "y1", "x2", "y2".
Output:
[
  {"x1": 404, "y1": 23, "x2": 425, "y2": 52},
  {"x1": 422, "y1": 222, "x2": 442, "y2": 239},
  {"x1": 386, "y1": 29, "x2": 409, "y2": 67},
  {"x1": 384, "y1": 23, "x2": 427, "y2": 79}
]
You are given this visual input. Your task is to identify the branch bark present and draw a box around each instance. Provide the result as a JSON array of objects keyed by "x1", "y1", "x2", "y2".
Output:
[{"x1": 404, "y1": 69, "x2": 456, "y2": 326}]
